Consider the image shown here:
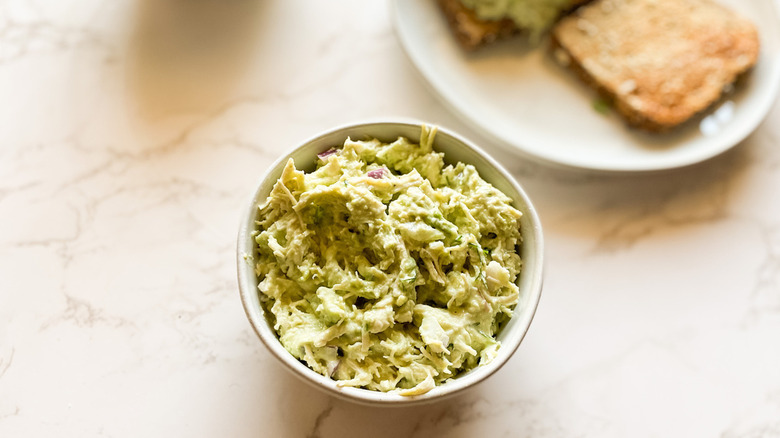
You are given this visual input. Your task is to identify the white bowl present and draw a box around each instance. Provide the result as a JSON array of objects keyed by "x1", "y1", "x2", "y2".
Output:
[{"x1": 237, "y1": 120, "x2": 544, "y2": 406}]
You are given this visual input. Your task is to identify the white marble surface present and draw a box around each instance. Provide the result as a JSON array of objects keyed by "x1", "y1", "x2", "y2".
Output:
[{"x1": 2, "y1": 0, "x2": 780, "y2": 436}]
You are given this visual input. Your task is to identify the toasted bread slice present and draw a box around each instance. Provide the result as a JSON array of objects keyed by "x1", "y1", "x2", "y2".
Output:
[
  {"x1": 438, "y1": 0, "x2": 591, "y2": 51},
  {"x1": 551, "y1": 0, "x2": 760, "y2": 132}
]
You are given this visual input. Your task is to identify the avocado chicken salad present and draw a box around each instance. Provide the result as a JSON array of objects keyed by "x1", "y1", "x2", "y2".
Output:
[
  {"x1": 460, "y1": 0, "x2": 575, "y2": 39},
  {"x1": 253, "y1": 126, "x2": 523, "y2": 395}
]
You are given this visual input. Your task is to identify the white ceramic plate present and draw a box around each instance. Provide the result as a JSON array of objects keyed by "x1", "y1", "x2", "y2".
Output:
[{"x1": 391, "y1": 0, "x2": 780, "y2": 172}]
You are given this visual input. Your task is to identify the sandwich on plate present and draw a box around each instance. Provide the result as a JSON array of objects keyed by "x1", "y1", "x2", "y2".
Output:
[{"x1": 551, "y1": 0, "x2": 760, "y2": 132}]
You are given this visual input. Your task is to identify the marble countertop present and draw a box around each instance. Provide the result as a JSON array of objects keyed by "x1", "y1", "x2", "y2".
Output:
[{"x1": 2, "y1": 0, "x2": 780, "y2": 436}]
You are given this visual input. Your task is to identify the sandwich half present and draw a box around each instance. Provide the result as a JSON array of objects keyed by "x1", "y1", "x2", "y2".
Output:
[{"x1": 551, "y1": 0, "x2": 760, "y2": 131}]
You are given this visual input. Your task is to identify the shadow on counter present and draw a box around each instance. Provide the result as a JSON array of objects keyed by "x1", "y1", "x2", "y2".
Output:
[
  {"x1": 266, "y1": 364, "x2": 511, "y2": 438},
  {"x1": 488, "y1": 126, "x2": 763, "y2": 252},
  {"x1": 127, "y1": 0, "x2": 268, "y2": 120}
]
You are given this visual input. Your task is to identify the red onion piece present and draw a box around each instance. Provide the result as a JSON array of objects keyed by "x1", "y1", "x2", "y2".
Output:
[
  {"x1": 367, "y1": 168, "x2": 387, "y2": 179},
  {"x1": 317, "y1": 148, "x2": 338, "y2": 159}
]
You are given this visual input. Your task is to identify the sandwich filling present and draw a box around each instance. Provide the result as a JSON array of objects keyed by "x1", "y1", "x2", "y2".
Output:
[{"x1": 459, "y1": 0, "x2": 575, "y2": 39}]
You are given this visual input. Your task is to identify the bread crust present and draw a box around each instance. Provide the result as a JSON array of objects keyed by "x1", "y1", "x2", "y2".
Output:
[{"x1": 551, "y1": 0, "x2": 760, "y2": 132}]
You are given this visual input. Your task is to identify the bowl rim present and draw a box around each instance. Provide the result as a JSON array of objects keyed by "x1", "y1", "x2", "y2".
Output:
[{"x1": 236, "y1": 118, "x2": 544, "y2": 406}]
